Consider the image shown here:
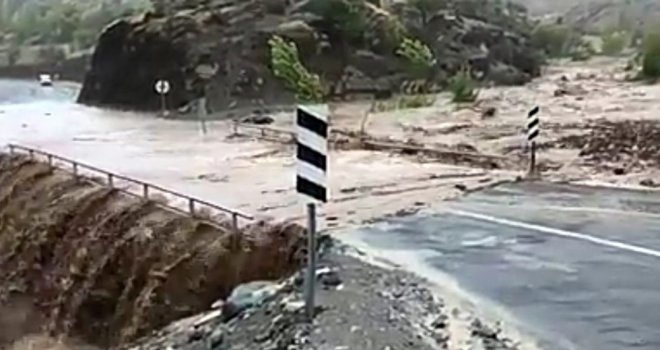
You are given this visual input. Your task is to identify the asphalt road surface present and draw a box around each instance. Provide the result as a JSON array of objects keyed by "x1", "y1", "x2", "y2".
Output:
[{"x1": 347, "y1": 182, "x2": 660, "y2": 350}]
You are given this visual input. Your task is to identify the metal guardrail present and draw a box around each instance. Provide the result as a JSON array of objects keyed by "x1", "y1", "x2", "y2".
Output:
[{"x1": 6, "y1": 144, "x2": 253, "y2": 231}]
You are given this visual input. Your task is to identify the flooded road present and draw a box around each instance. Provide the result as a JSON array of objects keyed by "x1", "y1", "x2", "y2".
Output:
[
  {"x1": 0, "y1": 79, "x2": 500, "y2": 226},
  {"x1": 344, "y1": 182, "x2": 660, "y2": 350},
  {"x1": 0, "y1": 79, "x2": 283, "y2": 213}
]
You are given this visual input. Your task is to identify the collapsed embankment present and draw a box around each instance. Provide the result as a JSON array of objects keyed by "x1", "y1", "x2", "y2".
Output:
[{"x1": 0, "y1": 153, "x2": 305, "y2": 348}]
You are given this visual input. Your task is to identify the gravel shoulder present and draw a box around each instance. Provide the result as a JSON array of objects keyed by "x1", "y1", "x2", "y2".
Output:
[{"x1": 127, "y1": 243, "x2": 539, "y2": 350}]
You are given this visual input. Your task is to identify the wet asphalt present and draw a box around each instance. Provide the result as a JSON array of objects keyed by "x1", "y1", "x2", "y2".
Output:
[{"x1": 350, "y1": 182, "x2": 660, "y2": 350}]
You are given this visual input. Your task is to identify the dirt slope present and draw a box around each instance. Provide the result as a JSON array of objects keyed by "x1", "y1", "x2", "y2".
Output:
[{"x1": 0, "y1": 153, "x2": 305, "y2": 348}]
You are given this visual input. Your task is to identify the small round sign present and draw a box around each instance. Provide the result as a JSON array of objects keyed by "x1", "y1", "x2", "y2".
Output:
[{"x1": 155, "y1": 80, "x2": 171, "y2": 95}]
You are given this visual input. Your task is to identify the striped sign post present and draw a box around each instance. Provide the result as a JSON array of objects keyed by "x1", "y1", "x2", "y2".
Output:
[
  {"x1": 527, "y1": 106, "x2": 540, "y2": 175},
  {"x1": 296, "y1": 104, "x2": 328, "y2": 321}
]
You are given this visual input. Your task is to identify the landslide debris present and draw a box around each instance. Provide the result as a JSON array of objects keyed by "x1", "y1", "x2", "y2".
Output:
[
  {"x1": 558, "y1": 120, "x2": 660, "y2": 166},
  {"x1": 0, "y1": 153, "x2": 305, "y2": 348},
  {"x1": 77, "y1": 0, "x2": 543, "y2": 112}
]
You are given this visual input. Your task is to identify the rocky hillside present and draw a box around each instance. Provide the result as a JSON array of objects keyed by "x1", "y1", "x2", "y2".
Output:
[
  {"x1": 563, "y1": 0, "x2": 660, "y2": 33},
  {"x1": 77, "y1": 0, "x2": 544, "y2": 113}
]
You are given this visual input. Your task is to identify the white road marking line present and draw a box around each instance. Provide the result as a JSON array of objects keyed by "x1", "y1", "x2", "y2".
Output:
[
  {"x1": 447, "y1": 209, "x2": 660, "y2": 259},
  {"x1": 544, "y1": 205, "x2": 660, "y2": 218},
  {"x1": 464, "y1": 203, "x2": 660, "y2": 218}
]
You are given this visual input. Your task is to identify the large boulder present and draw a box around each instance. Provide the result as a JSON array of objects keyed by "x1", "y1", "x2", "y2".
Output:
[{"x1": 78, "y1": 0, "x2": 545, "y2": 113}]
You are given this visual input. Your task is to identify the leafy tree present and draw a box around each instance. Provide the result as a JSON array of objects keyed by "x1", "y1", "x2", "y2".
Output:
[
  {"x1": 306, "y1": 0, "x2": 368, "y2": 44},
  {"x1": 396, "y1": 37, "x2": 436, "y2": 79},
  {"x1": 269, "y1": 35, "x2": 324, "y2": 103},
  {"x1": 641, "y1": 24, "x2": 660, "y2": 80},
  {"x1": 0, "y1": 0, "x2": 151, "y2": 47}
]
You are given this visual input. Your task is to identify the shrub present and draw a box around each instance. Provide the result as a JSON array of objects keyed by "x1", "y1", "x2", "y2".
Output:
[
  {"x1": 396, "y1": 37, "x2": 436, "y2": 79},
  {"x1": 531, "y1": 23, "x2": 580, "y2": 58},
  {"x1": 268, "y1": 35, "x2": 324, "y2": 103},
  {"x1": 641, "y1": 25, "x2": 660, "y2": 80},
  {"x1": 601, "y1": 29, "x2": 628, "y2": 56},
  {"x1": 570, "y1": 41, "x2": 596, "y2": 61},
  {"x1": 448, "y1": 67, "x2": 479, "y2": 103},
  {"x1": 305, "y1": 0, "x2": 368, "y2": 44}
]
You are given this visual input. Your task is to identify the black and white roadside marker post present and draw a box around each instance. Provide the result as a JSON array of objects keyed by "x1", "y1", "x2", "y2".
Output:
[
  {"x1": 527, "y1": 106, "x2": 540, "y2": 175},
  {"x1": 155, "y1": 79, "x2": 171, "y2": 117},
  {"x1": 296, "y1": 104, "x2": 328, "y2": 321}
]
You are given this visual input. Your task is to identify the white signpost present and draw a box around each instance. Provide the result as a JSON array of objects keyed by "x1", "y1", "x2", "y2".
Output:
[
  {"x1": 295, "y1": 104, "x2": 329, "y2": 321},
  {"x1": 155, "y1": 79, "x2": 171, "y2": 117}
]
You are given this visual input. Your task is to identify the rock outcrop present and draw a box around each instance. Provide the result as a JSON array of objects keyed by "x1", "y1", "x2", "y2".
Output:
[
  {"x1": 77, "y1": 0, "x2": 544, "y2": 113},
  {"x1": 563, "y1": 0, "x2": 660, "y2": 34}
]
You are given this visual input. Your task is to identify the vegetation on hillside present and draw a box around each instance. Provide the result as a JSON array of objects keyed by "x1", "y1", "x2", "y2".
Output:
[
  {"x1": 268, "y1": 35, "x2": 324, "y2": 103},
  {"x1": 530, "y1": 23, "x2": 581, "y2": 58},
  {"x1": 448, "y1": 66, "x2": 479, "y2": 103},
  {"x1": 640, "y1": 24, "x2": 660, "y2": 80},
  {"x1": 0, "y1": 0, "x2": 150, "y2": 49},
  {"x1": 600, "y1": 28, "x2": 628, "y2": 56}
]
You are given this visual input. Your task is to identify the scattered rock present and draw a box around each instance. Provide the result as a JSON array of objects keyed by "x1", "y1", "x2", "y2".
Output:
[
  {"x1": 454, "y1": 184, "x2": 468, "y2": 191},
  {"x1": 640, "y1": 179, "x2": 656, "y2": 187},
  {"x1": 242, "y1": 115, "x2": 275, "y2": 125},
  {"x1": 319, "y1": 270, "x2": 342, "y2": 288},
  {"x1": 559, "y1": 120, "x2": 660, "y2": 166},
  {"x1": 430, "y1": 314, "x2": 449, "y2": 329},
  {"x1": 481, "y1": 107, "x2": 497, "y2": 119}
]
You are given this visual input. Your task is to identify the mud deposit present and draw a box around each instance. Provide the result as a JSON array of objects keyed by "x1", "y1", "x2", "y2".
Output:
[{"x1": 0, "y1": 154, "x2": 305, "y2": 348}]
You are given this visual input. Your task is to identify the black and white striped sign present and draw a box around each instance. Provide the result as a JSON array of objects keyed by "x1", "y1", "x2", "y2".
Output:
[
  {"x1": 296, "y1": 105, "x2": 328, "y2": 203},
  {"x1": 527, "y1": 106, "x2": 540, "y2": 142}
]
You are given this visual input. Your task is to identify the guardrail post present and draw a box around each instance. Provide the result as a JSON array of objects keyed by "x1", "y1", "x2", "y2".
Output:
[
  {"x1": 142, "y1": 184, "x2": 149, "y2": 199},
  {"x1": 233, "y1": 120, "x2": 238, "y2": 136},
  {"x1": 72, "y1": 163, "x2": 78, "y2": 177},
  {"x1": 189, "y1": 199, "x2": 195, "y2": 216},
  {"x1": 47, "y1": 155, "x2": 53, "y2": 168},
  {"x1": 107, "y1": 174, "x2": 114, "y2": 188},
  {"x1": 232, "y1": 213, "x2": 239, "y2": 233},
  {"x1": 28, "y1": 150, "x2": 34, "y2": 159},
  {"x1": 8, "y1": 145, "x2": 14, "y2": 155}
]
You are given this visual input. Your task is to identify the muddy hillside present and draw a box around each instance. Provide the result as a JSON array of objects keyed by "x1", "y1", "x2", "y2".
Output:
[{"x1": 0, "y1": 153, "x2": 305, "y2": 348}]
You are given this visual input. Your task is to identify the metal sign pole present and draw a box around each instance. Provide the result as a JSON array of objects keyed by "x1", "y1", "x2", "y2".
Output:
[
  {"x1": 305, "y1": 202, "x2": 317, "y2": 321},
  {"x1": 529, "y1": 141, "x2": 536, "y2": 175},
  {"x1": 160, "y1": 93, "x2": 167, "y2": 117},
  {"x1": 199, "y1": 95, "x2": 208, "y2": 134}
]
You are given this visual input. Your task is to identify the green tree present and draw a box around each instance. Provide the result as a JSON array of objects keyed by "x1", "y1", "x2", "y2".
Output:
[
  {"x1": 531, "y1": 23, "x2": 580, "y2": 58},
  {"x1": 641, "y1": 25, "x2": 660, "y2": 80},
  {"x1": 448, "y1": 66, "x2": 479, "y2": 103},
  {"x1": 269, "y1": 35, "x2": 324, "y2": 103},
  {"x1": 306, "y1": 0, "x2": 368, "y2": 44},
  {"x1": 396, "y1": 37, "x2": 436, "y2": 79}
]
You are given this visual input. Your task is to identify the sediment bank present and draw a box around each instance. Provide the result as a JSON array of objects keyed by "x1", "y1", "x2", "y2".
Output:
[{"x1": 0, "y1": 153, "x2": 305, "y2": 348}]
